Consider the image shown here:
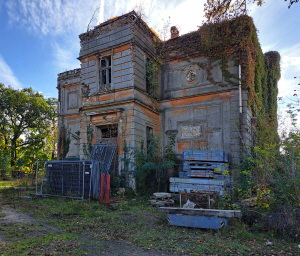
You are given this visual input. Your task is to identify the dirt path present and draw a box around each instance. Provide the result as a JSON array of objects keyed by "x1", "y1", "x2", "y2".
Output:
[
  {"x1": 0, "y1": 202, "x2": 169, "y2": 255},
  {"x1": 0, "y1": 207, "x2": 36, "y2": 224}
]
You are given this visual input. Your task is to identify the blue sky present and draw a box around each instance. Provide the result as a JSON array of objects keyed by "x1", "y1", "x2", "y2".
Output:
[{"x1": 0, "y1": 0, "x2": 299, "y2": 102}]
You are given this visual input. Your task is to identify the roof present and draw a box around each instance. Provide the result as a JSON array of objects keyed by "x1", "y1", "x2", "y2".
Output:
[{"x1": 79, "y1": 11, "x2": 160, "y2": 43}]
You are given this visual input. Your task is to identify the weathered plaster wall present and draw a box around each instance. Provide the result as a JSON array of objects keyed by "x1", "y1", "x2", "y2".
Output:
[
  {"x1": 161, "y1": 58, "x2": 238, "y2": 100},
  {"x1": 132, "y1": 46, "x2": 146, "y2": 91},
  {"x1": 160, "y1": 89, "x2": 251, "y2": 166},
  {"x1": 57, "y1": 69, "x2": 82, "y2": 158}
]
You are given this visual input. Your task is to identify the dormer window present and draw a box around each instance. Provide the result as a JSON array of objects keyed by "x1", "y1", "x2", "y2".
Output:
[{"x1": 99, "y1": 56, "x2": 112, "y2": 91}]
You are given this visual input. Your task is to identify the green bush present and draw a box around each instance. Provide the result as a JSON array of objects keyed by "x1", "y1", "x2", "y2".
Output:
[{"x1": 134, "y1": 137, "x2": 176, "y2": 195}]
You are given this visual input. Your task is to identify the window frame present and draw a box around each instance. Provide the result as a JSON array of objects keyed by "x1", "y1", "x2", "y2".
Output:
[{"x1": 99, "y1": 55, "x2": 112, "y2": 91}]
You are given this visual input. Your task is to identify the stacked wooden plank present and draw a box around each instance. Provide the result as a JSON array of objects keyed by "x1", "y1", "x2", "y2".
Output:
[
  {"x1": 170, "y1": 150, "x2": 230, "y2": 195},
  {"x1": 149, "y1": 192, "x2": 175, "y2": 207}
]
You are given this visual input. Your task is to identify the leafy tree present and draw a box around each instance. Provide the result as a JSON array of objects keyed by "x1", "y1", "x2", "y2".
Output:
[
  {"x1": 204, "y1": 0, "x2": 263, "y2": 23},
  {"x1": 204, "y1": 0, "x2": 298, "y2": 23},
  {"x1": 285, "y1": 0, "x2": 299, "y2": 8},
  {"x1": 0, "y1": 84, "x2": 57, "y2": 167}
]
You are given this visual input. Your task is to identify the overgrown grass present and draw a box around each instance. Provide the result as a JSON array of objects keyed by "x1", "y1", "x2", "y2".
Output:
[
  {"x1": 1, "y1": 190, "x2": 299, "y2": 255},
  {"x1": 0, "y1": 180, "x2": 18, "y2": 191}
]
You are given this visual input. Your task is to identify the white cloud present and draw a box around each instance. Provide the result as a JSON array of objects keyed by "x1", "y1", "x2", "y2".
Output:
[
  {"x1": 5, "y1": 0, "x2": 100, "y2": 36},
  {"x1": 0, "y1": 55, "x2": 22, "y2": 89},
  {"x1": 52, "y1": 42, "x2": 80, "y2": 72},
  {"x1": 278, "y1": 44, "x2": 300, "y2": 98},
  {"x1": 100, "y1": 0, "x2": 205, "y2": 40}
]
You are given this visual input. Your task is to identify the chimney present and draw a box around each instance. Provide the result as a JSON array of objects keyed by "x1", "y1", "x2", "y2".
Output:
[{"x1": 170, "y1": 26, "x2": 179, "y2": 39}]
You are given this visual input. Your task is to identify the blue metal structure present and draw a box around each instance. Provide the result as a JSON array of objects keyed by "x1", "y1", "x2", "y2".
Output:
[
  {"x1": 170, "y1": 150, "x2": 231, "y2": 194},
  {"x1": 168, "y1": 214, "x2": 229, "y2": 229},
  {"x1": 159, "y1": 207, "x2": 241, "y2": 230}
]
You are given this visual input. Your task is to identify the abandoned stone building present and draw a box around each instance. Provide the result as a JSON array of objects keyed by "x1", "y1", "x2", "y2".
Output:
[{"x1": 57, "y1": 11, "x2": 275, "y2": 180}]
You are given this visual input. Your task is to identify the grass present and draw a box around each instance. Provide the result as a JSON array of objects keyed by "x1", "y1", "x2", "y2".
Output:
[
  {"x1": 0, "y1": 184, "x2": 299, "y2": 255},
  {"x1": 0, "y1": 180, "x2": 17, "y2": 189}
]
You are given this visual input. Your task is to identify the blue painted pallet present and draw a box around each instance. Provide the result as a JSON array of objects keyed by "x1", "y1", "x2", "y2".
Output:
[
  {"x1": 168, "y1": 214, "x2": 229, "y2": 229},
  {"x1": 182, "y1": 150, "x2": 228, "y2": 162},
  {"x1": 186, "y1": 169, "x2": 215, "y2": 178},
  {"x1": 170, "y1": 183, "x2": 226, "y2": 194},
  {"x1": 169, "y1": 177, "x2": 230, "y2": 195},
  {"x1": 179, "y1": 170, "x2": 231, "y2": 179},
  {"x1": 183, "y1": 162, "x2": 229, "y2": 173},
  {"x1": 179, "y1": 171, "x2": 188, "y2": 178},
  {"x1": 170, "y1": 177, "x2": 226, "y2": 185}
]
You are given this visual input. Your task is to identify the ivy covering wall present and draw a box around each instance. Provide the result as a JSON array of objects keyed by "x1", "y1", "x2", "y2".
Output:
[{"x1": 158, "y1": 15, "x2": 281, "y2": 143}]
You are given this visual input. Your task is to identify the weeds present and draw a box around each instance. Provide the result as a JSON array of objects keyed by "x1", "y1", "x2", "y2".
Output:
[{"x1": 1, "y1": 190, "x2": 299, "y2": 255}]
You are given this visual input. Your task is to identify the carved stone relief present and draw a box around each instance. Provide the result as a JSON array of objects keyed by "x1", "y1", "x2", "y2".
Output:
[{"x1": 186, "y1": 70, "x2": 196, "y2": 82}]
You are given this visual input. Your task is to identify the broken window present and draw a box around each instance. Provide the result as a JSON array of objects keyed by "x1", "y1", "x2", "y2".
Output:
[
  {"x1": 101, "y1": 126, "x2": 118, "y2": 138},
  {"x1": 99, "y1": 56, "x2": 112, "y2": 91}
]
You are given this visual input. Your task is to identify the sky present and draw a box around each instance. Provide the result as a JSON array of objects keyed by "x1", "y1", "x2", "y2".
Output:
[{"x1": 0, "y1": 0, "x2": 299, "y2": 102}]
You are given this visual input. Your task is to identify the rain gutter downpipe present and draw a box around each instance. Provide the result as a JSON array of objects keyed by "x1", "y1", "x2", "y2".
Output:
[{"x1": 238, "y1": 64, "x2": 243, "y2": 160}]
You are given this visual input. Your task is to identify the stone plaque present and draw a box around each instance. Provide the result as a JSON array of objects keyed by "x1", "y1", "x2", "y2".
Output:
[{"x1": 181, "y1": 125, "x2": 202, "y2": 139}]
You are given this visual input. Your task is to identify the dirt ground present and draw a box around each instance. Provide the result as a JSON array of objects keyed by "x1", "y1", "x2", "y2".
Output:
[{"x1": 0, "y1": 194, "x2": 170, "y2": 256}]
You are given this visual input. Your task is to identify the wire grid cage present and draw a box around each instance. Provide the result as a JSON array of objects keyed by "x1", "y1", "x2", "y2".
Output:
[
  {"x1": 41, "y1": 160, "x2": 92, "y2": 199},
  {"x1": 38, "y1": 144, "x2": 118, "y2": 200}
]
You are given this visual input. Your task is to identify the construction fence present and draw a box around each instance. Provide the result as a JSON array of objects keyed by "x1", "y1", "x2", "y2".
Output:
[{"x1": 36, "y1": 144, "x2": 118, "y2": 200}]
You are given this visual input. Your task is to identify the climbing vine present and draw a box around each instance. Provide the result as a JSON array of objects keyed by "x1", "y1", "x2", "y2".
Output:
[
  {"x1": 83, "y1": 123, "x2": 93, "y2": 159},
  {"x1": 57, "y1": 124, "x2": 70, "y2": 160},
  {"x1": 158, "y1": 15, "x2": 280, "y2": 141},
  {"x1": 146, "y1": 58, "x2": 159, "y2": 99}
]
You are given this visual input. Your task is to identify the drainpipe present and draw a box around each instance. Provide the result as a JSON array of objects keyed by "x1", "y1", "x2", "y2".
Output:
[{"x1": 238, "y1": 64, "x2": 243, "y2": 160}]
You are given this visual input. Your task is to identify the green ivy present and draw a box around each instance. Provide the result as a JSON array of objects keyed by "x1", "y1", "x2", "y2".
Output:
[
  {"x1": 146, "y1": 59, "x2": 159, "y2": 99},
  {"x1": 83, "y1": 123, "x2": 93, "y2": 159},
  {"x1": 57, "y1": 124, "x2": 70, "y2": 160}
]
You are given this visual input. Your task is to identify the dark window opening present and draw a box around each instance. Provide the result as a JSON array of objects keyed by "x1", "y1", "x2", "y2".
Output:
[
  {"x1": 146, "y1": 58, "x2": 151, "y2": 94},
  {"x1": 99, "y1": 56, "x2": 112, "y2": 90},
  {"x1": 146, "y1": 126, "x2": 153, "y2": 150},
  {"x1": 101, "y1": 127, "x2": 118, "y2": 138}
]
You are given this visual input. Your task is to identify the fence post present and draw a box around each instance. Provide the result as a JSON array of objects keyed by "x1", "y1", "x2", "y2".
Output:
[
  {"x1": 35, "y1": 161, "x2": 39, "y2": 195},
  {"x1": 89, "y1": 162, "x2": 92, "y2": 200},
  {"x1": 82, "y1": 161, "x2": 85, "y2": 201}
]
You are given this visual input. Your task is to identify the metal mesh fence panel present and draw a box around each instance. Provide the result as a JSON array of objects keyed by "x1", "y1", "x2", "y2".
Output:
[
  {"x1": 37, "y1": 145, "x2": 118, "y2": 199},
  {"x1": 41, "y1": 161, "x2": 92, "y2": 199}
]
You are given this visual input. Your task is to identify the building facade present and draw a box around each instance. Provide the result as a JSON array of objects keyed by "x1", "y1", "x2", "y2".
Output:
[{"x1": 57, "y1": 11, "x2": 254, "y2": 178}]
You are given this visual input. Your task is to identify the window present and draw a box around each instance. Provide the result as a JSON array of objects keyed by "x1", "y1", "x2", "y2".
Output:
[
  {"x1": 101, "y1": 126, "x2": 118, "y2": 138},
  {"x1": 146, "y1": 126, "x2": 153, "y2": 150},
  {"x1": 99, "y1": 56, "x2": 112, "y2": 91}
]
